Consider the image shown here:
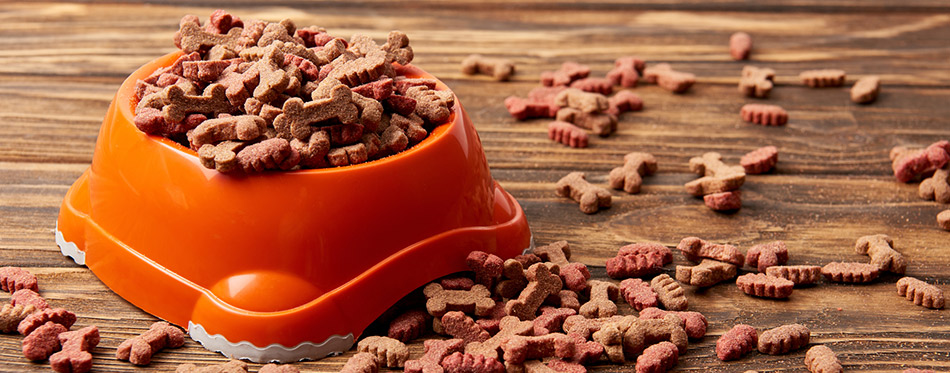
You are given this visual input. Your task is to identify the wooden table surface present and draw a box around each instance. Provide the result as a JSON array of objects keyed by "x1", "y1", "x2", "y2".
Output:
[{"x1": 2, "y1": 1, "x2": 950, "y2": 372}]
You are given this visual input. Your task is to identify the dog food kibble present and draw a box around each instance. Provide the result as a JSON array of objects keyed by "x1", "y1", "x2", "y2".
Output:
[
  {"x1": 563, "y1": 314, "x2": 624, "y2": 340},
  {"x1": 533, "y1": 240, "x2": 591, "y2": 293},
  {"x1": 442, "y1": 311, "x2": 490, "y2": 344},
  {"x1": 736, "y1": 273, "x2": 795, "y2": 299},
  {"x1": 388, "y1": 309, "x2": 429, "y2": 342},
  {"x1": 650, "y1": 274, "x2": 688, "y2": 311},
  {"x1": 547, "y1": 121, "x2": 589, "y2": 148},
  {"x1": 758, "y1": 323, "x2": 810, "y2": 355},
  {"x1": 704, "y1": 190, "x2": 742, "y2": 211},
  {"x1": 896, "y1": 277, "x2": 945, "y2": 309},
  {"x1": 425, "y1": 283, "x2": 495, "y2": 318},
  {"x1": 624, "y1": 315, "x2": 689, "y2": 357},
  {"x1": 506, "y1": 263, "x2": 563, "y2": 320},
  {"x1": 441, "y1": 351, "x2": 505, "y2": 373},
  {"x1": 609, "y1": 152, "x2": 658, "y2": 194},
  {"x1": 11, "y1": 289, "x2": 48, "y2": 310},
  {"x1": 461, "y1": 54, "x2": 515, "y2": 81},
  {"x1": 592, "y1": 315, "x2": 638, "y2": 363},
  {"x1": 741, "y1": 103, "x2": 788, "y2": 126},
  {"x1": 0, "y1": 304, "x2": 35, "y2": 333},
  {"x1": 919, "y1": 166, "x2": 950, "y2": 203},
  {"x1": 467, "y1": 316, "x2": 533, "y2": 360},
  {"x1": 116, "y1": 321, "x2": 186, "y2": 365},
  {"x1": 903, "y1": 369, "x2": 937, "y2": 373},
  {"x1": 890, "y1": 140, "x2": 950, "y2": 183},
  {"x1": 607, "y1": 56, "x2": 646, "y2": 88},
  {"x1": 677, "y1": 236, "x2": 746, "y2": 265},
  {"x1": 564, "y1": 332, "x2": 604, "y2": 365},
  {"x1": 939, "y1": 209, "x2": 950, "y2": 230},
  {"x1": 506, "y1": 96, "x2": 556, "y2": 120},
  {"x1": 0, "y1": 267, "x2": 38, "y2": 293},
  {"x1": 685, "y1": 152, "x2": 747, "y2": 196},
  {"x1": 619, "y1": 278, "x2": 659, "y2": 311},
  {"x1": 555, "y1": 89, "x2": 609, "y2": 114},
  {"x1": 441, "y1": 277, "x2": 475, "y2": 290},
  {"x1": 730, "y1": 32, "x2": 753, "y2": 60},
  {"x1": 741, "y1": 145, "x2": 779, "y2": 174},
  {"x1": 357, "y1": 336, "x2": 409, "y2": 368},
  {"x1": 851, "y1": 75, "x2": 881, "y2": 104},
  {"x1": 745, "y1": 240, "x2": 789, "y2": 272},
  {"x1": 606, "y1": 242, "x2": 673, "y2": 279},
  {"x1": 643, "y1": 63, "x2": 696, "y2": 93},
  {"x1": 22, "y1": 321, "x2": 67, "y2": 361},
  {"x1": 676, "y1": 259, "x2": 737, "y2": 287},
  {"x1": 541, "y1": 62, "x2": 591, "y2": 87},
  {"x1": 739, "y1": 66, "x2": 774, "y2": 98},
  {"x1": 570, "y1": 77, "x2": 613, "y2": 95},
  {"x1": 555, "y1": 172, "x2": 612, "y2": 214},
  {"x1": 546, "y1": 359, "x2": 588, "y2": 373},
  {"x1": 532, "y1": 307, "x2": 575, "y2": 335},
  {"x1": 258, "y1": 364, "x2": 299, "y2": 373},
  {"x1": 501, "y1": 333, "x2": 574, "y2": 365},
  {"x1": 556, "y1": 107, "x2": 618, "y2": 137},
  {"x1": 800, "y1": 69, "x2": 846, "y2": 88},
  {"x1": 822, "y1": 262, "x2": 880, "y2": 283},
  {"x1": 716, "y1": 324, "x2": 758, "y2": 361},
  {"x1": 804, "y1": 345, "x2": 842, "y2": 373},
  {"x1": 766, "y1": 265, "x2": 822, "y2": 285},
  {"x1": 466, "y1": 251, "x2": 504, "y2": 288},
  {"x1": 638, "y1": 307, "x2": 707, "y2": 339},
  {"x1": 579, "y1": 280, "x2": 620, "y2": 318},
  {"x1": 341, "y1": 352, "x2": 379, "y2": 373},
  {"x1": 607, "y1": 90, "x2": 644, "y2": 115},
  {"x1": 18, "y1": 308, "x2": 77, "y2": 336},
  {"x1": 49, "y1": 326, "x2": 99, "y2": 373},
  {"x1": 175, "y1": 360, "x2": 248, "y2": 373},
  {"x1": 635, "y1": 341, "x2": 679, "y2": 373},
  {"x1": 855, "y1": 234, "x2": 906, "y2": 274},
  {"x1": 496, "y1": 259, "x2": 530, "y2": 300}
]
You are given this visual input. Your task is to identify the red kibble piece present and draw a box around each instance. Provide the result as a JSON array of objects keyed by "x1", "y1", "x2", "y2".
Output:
[
  {"x1": 533, "y1": 307, "x2": 576, "y2": 335},
  {"x1": 441, "y1": 277, "x2": 475, "y2": 291},
  {"x1": 405, "y1": 338, "x2": 465, "y2": 373},
  {"x1": 11, "y1": 289, "x2": 48, "y2": 310},
  {"x1": 505, "y1": 96, "x2": 558, "y2": 120},
  {"x1": 467, "y1": 316, "x2": 534, "y2": 360},
  {"x1": 619, "y1": 278, "x2": 658, "y2": 311},
  {"x1": 800, "y1": 69, "x2": 846, "y2": 88},
  {"x1": 636, "y1": 341, "x2": 679, "y2": 373},
  {"x1": 352, "y1": 77, "x2": 394, "y2": 100},
  {"x1": 442, "y1": 311, "x2": 490, "y2": 344},
  {"x1": 607, "y1": 56, "x2": 645, "y2": 88},
  {"x1": 766, "y1": 265, "x2": 822, "y2": 285},
  {"x1": 205, "y1": 9, "x2": 243, "y2": 34},
  {"x1": 548, "y1": 121, "x2": 589, "y2": 148},
  {"x1": 547, "y1": 360, "x2": 587, "y2": 373},
  {"x1": 0, "y1": 267, "x2": 38, "y2": 293},
  {"x1": 607, "y1": 90, "x2": 643, "y2": 115},
  {"x1": 533, "y1": 241, "x2": 591, "y2": 293},
  {"x1": 19, "y1": 308, "x2": 76, "y2": 336},
  {"x1": 822, "y1": 262, "x2": 879, "y2": 283},
  {"x1": 758, "y1": 323, "x2": 810, "y2": 355},
  {"x1": 569, "y1": 77, "x2": 613, "y2": 95},
  {"x1": 50, "y1": 326, "x2": 99, "y2": 373},
  {"x1": 22, "y1": 321, "x2": 67, "y2": 361},
  {"x1": 388, "y1": 309, "x2": 430, "y2": 342},
  {"x1": 466, "y1": 251, "x2": 504, "y2": 288},
  {"x1": 638, "y1": 307, "x2": 707, "y2": 339},
  {"x1": 606, "y1": 242, "x2": 673, "y2": 279},
  {"x1": 730, "y1": 32, "x2": 752, "y2": 60},
  {"x1": 236, "y1": 137, "x2": 300, "y2": 174},
  {"x1": 677, "y1": 237, "x2": 745, "y2": 266},
  {"x1": 541, "y1": 62, "x2": 591, "y2": 87},
  {"x1": 716, "y1": 324, "x2": 757, "y2": 361},
  {"x1": 741, "y1": 145, "x2": 779, "y2": 174},
  {"x1": 441, "y1": 351, "x2": 505, "y2": 373},
  {"x1": 501, "y1": 333, "x2": 574, "y2": 365},
  {"x1": 259, "y1": 364, "x2": 299, "y2": 373},
  {"x1": 741, "y1": 103, "x2": 788, "y2": 126},
  {"x1": 704, "y1": 190, "x2": 742, "y2": 211},
  {"x1": 116, "y1": 321, "x2": 186, "y2": 365},
  {"x1": 736, "y1": 273, "x2": 794, "y2": 299},
  {"x1": 890, "y1": 140, "x2": 950, "y2": 183},
  {"x1": 745, "y1": 240, "x2": 789, "y2": 272},
  {"x1": 565, "y1": 331, "x2": 604, "y2": 365},
  {"x1": 475, "y1": 302, "x2": 507, "y2": 335}
]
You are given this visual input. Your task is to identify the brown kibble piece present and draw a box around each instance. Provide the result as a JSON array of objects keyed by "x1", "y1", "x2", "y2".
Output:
[
  {"x1": 199, "y1": 140, "x2": 245, "y2": 173},
  {"x1": 162, "y1": 83, "x2": 232, "y2": 124},
  {"x1": 739, "y1": 66, "x2": 774, "y2": 98},
  {"x1": 0, "y1": 304, "x2": 36, "y2": 333},
  {"x1": 190, "y1": 115, "x2": 267, "y2": 147},
  {"x1": 579, "y1": 280, "x2": 619, "y2": 318},
  {"x1": 496, "y1": 259, "x2": 529, "y2": 299},
  {"x1": 442, "y1": 311, "x2": 490, "y2": 344},
  {"x1": 357, "y1": 336, "x2": 409, "y2": 368},
  {"x1": 636, "y1": 341, "x2": 679, "y2": 373},
  {"x1": 592, "y1": 315, "x2": 638, "y2": 363},
  {"x1": 178, "y1": 19, "x2": 248, "y2": 54},
  {"x1": 18, "y1": 308, "x2": 76, "y2": 336},
  {"x1": 569, "y1": 77, "x2": 613, "y2": 95},
  {"x1": 541, "y1": 62, "x2": 590, "y2": 87},
  {"x1": 716, "y1": 324, "x2": 757, "y2": 361},
  {"x1": 532, "y1": 307, "x2": 576, "y2": 335},
  {"x1": 822, "y1": 262, "x2": 879, "y2": 283},
  {"x1": 501, "y1": 333, "x2": 574, "y2": 365},
  {"x1": 291, "y1": 131, "x2": 331, "y2": 168},
  {"x1": 890, "y1": 141, "x2": 950, "y2": 183},
  {"x1": 533, "y1": 240, "x2": 590, "y2": 293},
  {"x1": 704, "y1": 190, "x2": 742, "y2": 211},
  {"x1": 851, "y1": 75, "x2": 881, "y2": 104},
  {"x1": 758, "y1": 323, "x2": 810, "y2": 355},
  {"x1": 258, "y1": 364, "x2": 299, "y2": 373},
  {"x1": 388, "y1": 309, "x2": 429, "y2": 342},
  {"x1": 547, "y1": 121, "x2": 588, "y2": 148},
  {"x1": 237, "y1": 137, "x2": 300, "y2": 173},
  {"x1": 607, "y1": 90, "x2": 644, "y2": 115},
  {"x1": 919, "y1": 166, "x2": 950, "y2": 203},
  {"x1": 405, "y1": 338, "x2": 464, "y2": 373},
  {"x1": 467, "y1": 251, "x2": 504, "y2": 288},
  {"x1": 50, "y1": 326, "x2": 99, "y2": 373},
  {"x1": 801, "y1": 69, "x2": 846, "y2": 88},
  {"x1": 805, "y1": 345, "x2": 843, "y2": 373},
  {"x1": 650, "y1": 274, "x2": 688, "y2": 311},
  {"x1": 116, "y1": 321, "x2": 186, "y2": 365},
  {"x1": 405, "y1": 85, "x2": 454, "y2": 125},
  {"x1": 606, "y1": 242, "x2": 673, "y2": 279},
  {"x1": 638, "y1": 307, "x2": 707, "y2": 339},
  {"x1": 175, "y1": 360, "x2": 248, "y2": 373},
  {"x1": 730, "y1": 32, "x2": 752, "y2": 60},
  {"x1": 424, "y1": 283, "x2": 495, "y2": 318},
  {"x1": 623, "y1": 314, "x2": 688, "y2": 357},
  {"x1": 12, "y1": 289, "x2": 48, "y2": 310},
  {"x1": 276, "y1": 78, "x2": 358, "y2": 140},
  {"x1": 341, "y1": 352, "x2": 378, "y2": 373},
  {"x1": 676, "y1": 259, "x2": 737, "y2": 287},
  {"x1": 855, "y1": 234, "x2": 906, "y2": 274},
  {"x1": 939, "y1": 209, "x2": 950, "y2": 231},
  {"x1": 22, "y1": 321, "x2": 67, "y2": 361},
  {"x1": 466, "y1": 316, "x2": 533, "y2": 360},
  {"x1": 643, "y1": 63, "x2": 695, "y2": 93},
  {"x1": 685, "y1": 152, "x2": 746, "y2": 196},
  {"x1": 677, "y1": 236, "x2": 745, "y2": 265},
  {"x1": 506, "y1": 263, "x2": 563, "y2": 320},
  {"x1": 609, "y1": 152, "x2": 657, "y2": 194},
  {"x1": 746, "y1": 240, "x2": 789, "y2": 272},
  {"x1": 461, "y1": 54, "x2": 515, "y2": 81},
  {"x1": 563, "y1": 315, "x2": 625, "y2": 340},
  {"x1": 555, "y1": 107, "x2": 617, "y2": 137},
  {"x1": 741, "y1": 145, "x2": 779, "y2": 174},
  {"x1": 607, "y1": 56, "x2": 645, "y2": 88},
  {"x1": 741, "y1": 103, "x2": 788, "y2": 126},
  {"x1": 555, "y1": 89, "x2": 609, "y2": 114},
  {"x1": 619, "y1": 278, "x2": 658, "y2": 311},
  {"x1": 896, "y1": 277, "x2": 945, "y2": 309},
  {"x1": 736, "y1": 273, "x2": 795, "y2": 299},
  {"x1": 550, "y1": 289, "x2": 580, "y2": 311},
  {"x1": 555, "y1": 172, "x2": 612, "y2": 214},
  {"x1": 0, "y1": 267, "x2": 38, "y2": 293},
  {"x1": 766, "y1": 265, "x2": 822, "y2": 285}
]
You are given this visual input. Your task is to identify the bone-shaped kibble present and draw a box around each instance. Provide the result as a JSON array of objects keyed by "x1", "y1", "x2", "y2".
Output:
[
  {"x1": 291, "y1": 131, "x2": 331, "y2": 168},
  {"x1": 638, "y1": 307, "x2": 707, "y2": 339},
  {"x1": 607, "y1": 56, "x2": 645, "y2": 88},
  {"x1": 466, "y1": 316, "x2": 533, "y2": 360},
  {"x1": 609, "y1": 152, "x2": 657, "y2": 194},
  {"x1": 0, "y1": 267, "x2": 38, "y2": 293},
  {"x1": 495, "y1": 259, "x2": 529, "y2": 299},
  {"x1": 563, "y1": 331, "x2": 604, "y2": 365},
  {"x1": 738, "y1": 66, "x2": 774, "y2": 98},
  {"x1": 424, "y1": 283, "x2": 495, "y2": 318},
  {"x1": 746, "y1": 240, "x2": 789, "y2": 272},
  {"x1": 466, "y1": 251, "x2": 504, "y2": 288},
  {"x1": 0, "y1": 304, "x2": 35, "y2": 333},
  {"x1": 716, "y1": 324, "x2": 757, "y2": 361},
  {"x1": 676, "y1": 236, "x2": 745, "y2": 265},
  {"x1": 636, "y1": 341, "x2": 679, "y2": 373},
  {"x1": 606, "y1": 242, "x2": 672, "y2": 279},
  {"x1": 237, "y1": 137, "x2": 300, "y2": 173},
  {"x1": 116, "y1": 322, "x2": 185, "y2": 365},
  {"x1": 607, "y1": 90, "x2": 643, "y2": 115},
  {"x1": 50, "y1": 326, "x2": 99, "y2": 373},
  {"x1": 190, "y1": 115, "x2": 266, "y2": 147},
  {"x1": 442, "y1": 311, "x2": 490, "y2": 344},
  {"x1": 851, "y1": 75, "x2": 881, "y2": 104},
  {"x1": 163, "y1": 84, "x2": 232, "y2": 124},
  {"x1": 178, "y1": 20, "x2": 248, "y2": 54},
  {"x1": 198, "y1": 140, "x2": 245, "y2": 173},
  {"x1": 405, "y1": 338, "x2": 464, "y2": 373},
  {"x1": 741, "y1": 145, "x2": 779, "y2": 174},
  {"x1": 12, "y1": 289, "x2": 48, "y2": 310},
  {"x1": 550, "y1": 290, "x2": 580, "y2": 311},
  {"x1": 766, "y1": 265, "x2": 822, "y2": 285},
  {"x1": 855, "y1": 234, "x2": 906, "y2": 274},
  {"x1": 541, "y1": 62, "x2": 590, "y2": 87},
  {"x1": 800, "y1": 69, "x2": 846, "y2": 88},
  {"x1": 555, "y1": 107, "x2": 617, "y2": 137},
  {"x1": 650, "y1": 274, "x2": 688, "y2": 311},
  {"x1": 579, "y1": 280, "x2": 619, "y2": 318},
  {"x1": 919, "y1": 166, "x2": 950, "y2": 203},
  {"x1": 643, "y1": 63, "x2": 695, "y2": 93},
  {"x1": 805, "y1": 345, "x2": 842, "y2": 373},
  {"x1": 501, "y1": 333, "x2": 574, "y2": 365},
  {"x1": 330, "y1": 49, "x2": 392, "y2": 87},
  {"x1": 591, "y1": 315, "x2": 638, "y2": 363},
  {"x1": 619, "y1": 278, "x2": 658, "y2": 311},
  {"x1": 175, "y1": 360, "x2": 248, "y2": 373},
  {"x1": 822, "y1": 262, "x2": 879, "y2": 283},
  {"x1": 22, "y1": 321, "x2": 67, "y2": 361},
  {"x1": 533, "y1": 241, "x2": 590, "y2": 293},
  {"x1": 555, "y1": 172, "x2": 612, "y2": 214},
  {"x1": 569, "y1": 78, "x2": 613, "y2": 95},
  {"x1": 547, "y1": 121, "x2": 588, "y2": 148},
  {"x1": 741, "y1": 103, "x2": 788, "y2": 126},
  {"x1": 18, "y1": 308, "x2": 76, "y2": 336},
  {"x1": 461, "y1": 54, "x2": 515, "y2": 81},
  {"x1": 256, "y1": 20, "x2": 300, "y2": 48},
  {"x1": 275, "y1": 78, "x2": 358, "y2": 141},
  {"x1": 890, "y1": 141, "x2": 950, "y2": 183},
  {"x1": 404, "y1": 85, "x2": 454, "y2": 125},
  {"x1": 736, "y1": 273, "x2": 795, "y2": 299},
  {"x1": 532, "y1": 307, "x2": 576, "y2": 335},
  {"x1": 474, "y1": 303, "x2": 513, "y2": 335},
  {"x1": 685, "y1": 153, "x2": 746, "y2": 196},
  {"x1": 357, "y1": 336, "x2": 409, "y2": 368},
  {"x1": 562, "y1": 315, "x2": 625, "y2": 340},
  {"x1": 341, "y1": 352, "x2": 378, "y2": 373},
  {"x1": 623, "y1": 314, "x2": 688, "y2": 358},
  {"x1": 758, "y1": 323, "x2": 810, "y2": 355},
  {"x1": 676, "y1": 259, "x2": 737, "y2": 287},
  {"x1": 506, "y1": 263, "x2": 563, "y2": 320},
  {"x1": 897, "y1": 277, "x2": 945, "y2": 309},
  {"x1": 554, "y1": 88, "x2": 608, "y2": 114},
  {"x1": 216, "y1": 65, "x2": 260, "y2": 106},
  {"x1": 730, "y1": 32, "x2": 753, "y2": 60}
]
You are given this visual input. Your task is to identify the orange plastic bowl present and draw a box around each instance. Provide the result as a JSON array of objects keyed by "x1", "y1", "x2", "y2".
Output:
[{"x1": 56, "y1": 52, "x2": 532, "y2": 363}]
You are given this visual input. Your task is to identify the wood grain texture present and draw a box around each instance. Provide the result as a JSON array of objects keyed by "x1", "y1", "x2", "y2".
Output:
[{"x1": 1, "y1": 2, "x2": 949, "y2": 372}]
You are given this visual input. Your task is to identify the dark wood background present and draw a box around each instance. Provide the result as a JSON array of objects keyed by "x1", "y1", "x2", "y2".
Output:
[{"x1": 2, "y1": 1, "x2": 949, "y2": 372}]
